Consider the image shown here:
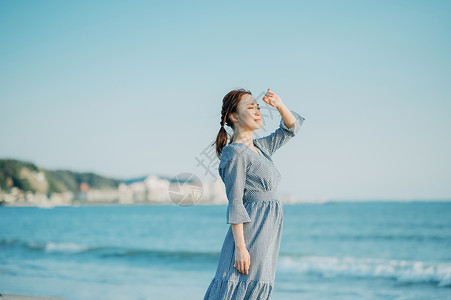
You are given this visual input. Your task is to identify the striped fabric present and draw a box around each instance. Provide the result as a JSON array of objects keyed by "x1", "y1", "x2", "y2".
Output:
[{"x1": 204, "y1": 110, "x2": 305, "y2": 300}]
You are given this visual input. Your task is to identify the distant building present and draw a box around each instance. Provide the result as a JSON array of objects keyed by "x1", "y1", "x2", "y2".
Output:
[{"x1": 80, "y1": 182, "x2": 89, "y2": 192}]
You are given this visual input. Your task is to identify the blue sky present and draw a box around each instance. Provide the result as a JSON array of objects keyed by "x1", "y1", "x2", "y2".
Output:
[{"x1": 1, "y1": 0, "x2": 450, "y2": 200}]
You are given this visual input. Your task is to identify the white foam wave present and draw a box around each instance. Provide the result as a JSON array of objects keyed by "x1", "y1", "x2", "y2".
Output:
[
  {"x1": 45, "y1": 242, "x2": 90, "y2": 253},
  {"x1": 278, "y1": 255, "x2": 451, "y2": 287}
]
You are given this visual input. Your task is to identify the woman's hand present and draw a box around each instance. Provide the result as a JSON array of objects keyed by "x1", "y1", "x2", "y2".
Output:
[
  {"x1": 233, "y1": 246, "x2": 251, "y2": 275},
  {"x1": 262, "y1": 88, "x2": 283, "y2": 108}
]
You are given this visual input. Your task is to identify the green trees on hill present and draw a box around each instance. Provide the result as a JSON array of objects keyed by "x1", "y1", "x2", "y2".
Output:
[
  {"x1": 44, "y1": 169, "x2": 121, "y2": 193},
  {"x1": 0, "y1": 159, "x2": 121, "y2": 194},
  {"x1": 0, "y1": 159, "x2": 39, "y2": 192}
]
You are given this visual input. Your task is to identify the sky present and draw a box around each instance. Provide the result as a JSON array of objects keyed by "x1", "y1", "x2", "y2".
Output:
[{"x1": 0, "y1": 0, "x2": 450, "y2": 201}]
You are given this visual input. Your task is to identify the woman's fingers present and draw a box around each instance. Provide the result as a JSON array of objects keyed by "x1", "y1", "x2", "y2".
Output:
[
  {"x1": 237, "y1": 261, "x2": 244, "y2": 273},
  {"x1": 265, "y1": 88, "x2": 274, "y2": 97},
  {"x1": 244, "y1": 258, "x2": 251, "y2": 274},
  {"x1": 234, "y1": 250, "x2": 251, "y2": 274},
  {"x1": 234, "y1": 260, "x2": 250, "y2": 275}
]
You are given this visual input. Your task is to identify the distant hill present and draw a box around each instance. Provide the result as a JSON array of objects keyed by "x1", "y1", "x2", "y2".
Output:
[{"x1": 0, "y1": 159, "x2": 122, "y2": 194}]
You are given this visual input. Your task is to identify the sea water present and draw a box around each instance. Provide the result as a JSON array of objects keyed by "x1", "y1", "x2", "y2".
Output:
[{"x1": 0, "y1": 201, "x2": 450, "y2": 300}]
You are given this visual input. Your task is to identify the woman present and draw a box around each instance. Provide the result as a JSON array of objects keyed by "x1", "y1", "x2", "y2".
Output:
[{"x1": 203, "y1": 88, "x2": 305, "y2": 299}]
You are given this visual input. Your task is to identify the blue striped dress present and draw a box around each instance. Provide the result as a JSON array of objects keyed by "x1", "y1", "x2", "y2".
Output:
[{"x1": 204, "y1": 110, "x2": 305, "y2": 300}]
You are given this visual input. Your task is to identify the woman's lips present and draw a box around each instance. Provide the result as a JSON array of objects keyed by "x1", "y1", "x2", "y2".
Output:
[{"x1": 255, "y1": 119, "x2": 261, "y2": 122}]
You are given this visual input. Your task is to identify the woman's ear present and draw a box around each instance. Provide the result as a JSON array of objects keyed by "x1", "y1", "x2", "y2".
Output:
[{"x1": 229, "y1": 112, "x2": 238, "y2": 123}]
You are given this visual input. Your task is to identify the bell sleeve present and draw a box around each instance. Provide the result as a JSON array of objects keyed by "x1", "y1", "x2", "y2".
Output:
[
  {"x1": 255, "y1": 109, "x2": 305, "y2": 157},
  {"x1": 218, "y1": 149, "x2": 251, "y2": 224}
]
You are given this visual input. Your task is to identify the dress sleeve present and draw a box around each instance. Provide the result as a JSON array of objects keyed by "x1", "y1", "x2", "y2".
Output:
[
  {"x1": 255, "y1": 109, "x2": 305, "y2": 157},
  {"x1": 218, "y1": 149, "x2": 251, "y2": 224}
]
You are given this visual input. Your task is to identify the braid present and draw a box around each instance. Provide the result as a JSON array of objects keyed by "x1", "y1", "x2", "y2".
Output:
[{"x1": 220, "y1": 104, "x2": 229, "y2": 128}]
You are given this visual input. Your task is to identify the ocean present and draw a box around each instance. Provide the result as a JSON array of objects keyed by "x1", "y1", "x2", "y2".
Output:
[{"x1": 0, "y1": 201, "x2": 450, "y2": 300}]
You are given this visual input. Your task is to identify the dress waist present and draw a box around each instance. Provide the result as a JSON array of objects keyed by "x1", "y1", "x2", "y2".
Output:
[{"x1": 243, "y1": 189, "x2": 280, "y2": 203}]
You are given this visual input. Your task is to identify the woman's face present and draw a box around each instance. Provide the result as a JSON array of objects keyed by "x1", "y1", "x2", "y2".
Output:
[{"x1": 232, "y1": 94, "x2": 262, "y2": 131}]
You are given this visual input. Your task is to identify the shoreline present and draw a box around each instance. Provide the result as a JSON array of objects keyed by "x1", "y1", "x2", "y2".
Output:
[
  {"x1": 0, "y1": 294, "x2": 67, "y2": 300},
  {"x1": 1, "y1": 199, "x2": 450, "y2": 209}
]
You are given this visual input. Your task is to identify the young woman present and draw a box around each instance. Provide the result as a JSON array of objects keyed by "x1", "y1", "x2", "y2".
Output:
[{"x1": 203, "y1": 88, "x2": 305, "y2": 299}]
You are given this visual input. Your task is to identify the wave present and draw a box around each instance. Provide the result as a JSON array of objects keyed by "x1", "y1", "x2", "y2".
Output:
[
  {"x1": 2, "y1": 238, "x2": 450, "y2": 287},
  {"x1": 278, "y1": 255, "x2": 451, "y2": 288},
  {"x1": 0, "y1": 239, "x2": 98, "y2": 254},
  {"x1": 306, "y1": 233, "x2": 451, "y2": 242},
  {"x1": 0, "y1": 238, "x2": 218, "y2": 262}
]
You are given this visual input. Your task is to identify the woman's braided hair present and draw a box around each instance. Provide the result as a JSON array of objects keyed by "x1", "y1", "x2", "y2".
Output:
[{"x1": 212, "y1": 88, "x2": 252, "y2": 159}]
